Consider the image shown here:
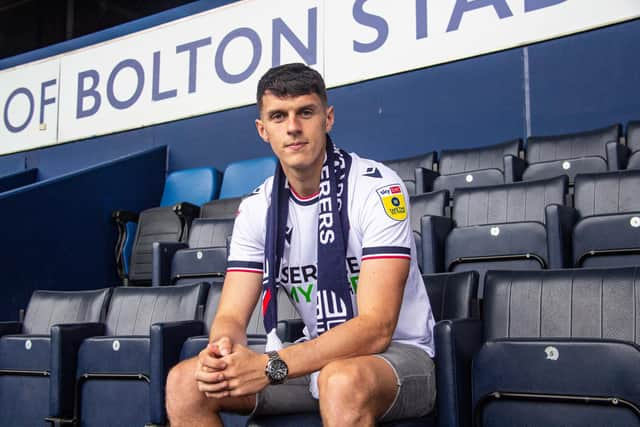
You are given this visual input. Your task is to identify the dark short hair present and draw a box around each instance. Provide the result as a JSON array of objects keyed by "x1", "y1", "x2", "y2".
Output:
[{"x1": 256, "y1": 63, "x2": 327, "y2": 112}]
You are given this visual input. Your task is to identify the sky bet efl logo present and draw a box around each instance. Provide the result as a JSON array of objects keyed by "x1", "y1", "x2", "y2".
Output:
[{"x1": 377, "y1": 184, "x2": 407, "y2": 221}]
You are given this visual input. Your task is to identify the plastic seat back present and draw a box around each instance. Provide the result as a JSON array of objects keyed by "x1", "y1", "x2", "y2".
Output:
[
  {"x1": 160, "y1": 167, "x2": 220, "y2": 207},
  {"x1": 219, "y1": 157, "x2": 277, "y2": 199},
  {"x1": 627, "y1": 121, "x2": 640, "y2": 169},
  {"x1": 383, "y1": 152, "x2": 436, "y2": 195},
  {"x1": 523, "y1": 124, "x2": 622, "y2": 182}
]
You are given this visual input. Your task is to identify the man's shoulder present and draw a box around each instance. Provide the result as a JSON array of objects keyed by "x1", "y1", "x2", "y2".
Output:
[
  {"x1": 349, "y1": 153, "x2": 405, "y2": 191},
  {"x1": 237, "y1": 176, "x2": 272, "y2": 212}
]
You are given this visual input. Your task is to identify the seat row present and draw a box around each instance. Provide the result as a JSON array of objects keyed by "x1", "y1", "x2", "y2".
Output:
[
  {"x1": 385, "y1": 121, "x2": 640, "y2": 196},
  {"x1": 0, "y1": 270, "x2": 478, "y2": 426}
]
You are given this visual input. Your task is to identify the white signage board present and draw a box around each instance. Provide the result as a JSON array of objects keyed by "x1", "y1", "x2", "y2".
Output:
[{"x1": 0, "y1": 0, "x2": 639, "y2": 155}]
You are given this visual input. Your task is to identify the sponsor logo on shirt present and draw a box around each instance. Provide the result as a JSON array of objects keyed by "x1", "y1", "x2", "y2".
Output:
[{"x1": 376, "y1": 184, "x2": 407, "y2": 221}]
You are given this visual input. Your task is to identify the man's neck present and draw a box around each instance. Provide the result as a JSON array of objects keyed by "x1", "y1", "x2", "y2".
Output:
[{"x1": 284, "y1": 165, "x2": 321, "y2": 198}]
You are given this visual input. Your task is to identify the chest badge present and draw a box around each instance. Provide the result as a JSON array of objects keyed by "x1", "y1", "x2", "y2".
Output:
[{"x1": 377, "y1": 184, "x2": 407, "y2": 221}]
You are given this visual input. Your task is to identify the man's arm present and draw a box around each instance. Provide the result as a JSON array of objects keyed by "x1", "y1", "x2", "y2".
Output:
[
  {"x1": 215, "y1": 257, "x2": 409, "y2": 397},
  {"x1": 209, "y1": 271, "x2": 263, "y2": 346}
]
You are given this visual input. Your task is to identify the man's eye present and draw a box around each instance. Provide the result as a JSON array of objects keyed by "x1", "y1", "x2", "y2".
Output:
[
  {"x1": 271, "y1": 113, "x2": 284, "y2": 121},
  {"x1": 301, "y1": 109, "x2": 313, "y2": 118}
]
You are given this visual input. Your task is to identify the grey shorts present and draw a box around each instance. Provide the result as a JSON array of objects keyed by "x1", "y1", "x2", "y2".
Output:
[{"x1": 251, "y1": 342, "x2": 436, "y2": 422}]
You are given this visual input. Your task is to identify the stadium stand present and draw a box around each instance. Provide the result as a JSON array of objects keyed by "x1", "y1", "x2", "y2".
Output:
[
  {"x1": 113, "y1": 167, "x2": 220, "y2": 285},
  {"x1": 74, "y1": 283, "x2": 208, "y2": 427},
  {"x1": 521, "y1": 124, "x2": 625, "y2": 183},
  {"x1": 572, "y1": 169, "x2": 640, "y2": 267},
  {"x1": 0, "y1": 289, "x2": 111, "y2": 427},
  {"x1": 436, "y1": 267, "x2": 640, "y2": 427},
  {"x1": 382, "y1": 152, "x2": 437, "y2": 195},
  {"x1": 431, "y1": 139, "x2": 523, "y2": 194}
]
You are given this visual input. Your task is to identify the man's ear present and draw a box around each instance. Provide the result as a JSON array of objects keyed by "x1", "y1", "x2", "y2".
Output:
[
  {"x1": 325, "y1": 106, "x2": 335, "y2": 133},
  {"x1": 255, "y1": 118, "x2": 269, "y2": 143}
]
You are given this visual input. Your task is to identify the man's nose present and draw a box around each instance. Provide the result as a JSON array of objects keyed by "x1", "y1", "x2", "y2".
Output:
[{"x1": 286, "y1": 114, "x2": 301, "y2": 134}]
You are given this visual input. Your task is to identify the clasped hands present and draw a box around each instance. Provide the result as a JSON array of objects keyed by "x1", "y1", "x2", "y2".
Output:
[{"x1": 195, "y1": 336, "x2": 270, "y2": 399}]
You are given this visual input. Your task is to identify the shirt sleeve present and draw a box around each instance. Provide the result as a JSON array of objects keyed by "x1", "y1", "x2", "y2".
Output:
[
  {"x1": 356, "y1": 176, "x2": 413, "y2": 261},
  {"x1": 227, "y1": 194, "x2": 266, "y2": 274}
]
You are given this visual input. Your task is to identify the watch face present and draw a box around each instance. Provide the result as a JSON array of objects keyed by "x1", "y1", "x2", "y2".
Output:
[{"x1": 268, "y1": 358, "x2": 288, "y2": 383}]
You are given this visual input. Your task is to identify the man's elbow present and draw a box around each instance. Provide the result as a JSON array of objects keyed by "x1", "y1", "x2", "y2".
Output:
[{"x1": 362, "y1": 318, "x2": 395, "y2": 354}]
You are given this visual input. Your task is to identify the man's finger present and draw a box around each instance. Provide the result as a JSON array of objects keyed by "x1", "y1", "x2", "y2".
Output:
[
  {"x1": 199, "y1": 353, "x2": 227, "y2": 371},
  {"x1": 209, "y1": 337, "x2": 232, "y2": 356}
]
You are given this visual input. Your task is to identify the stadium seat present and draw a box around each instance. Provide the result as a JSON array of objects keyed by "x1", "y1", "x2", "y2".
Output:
[
  {"x1": 521, "y1": 124, "x2": 625, "y2": 183},
  {"x1": 74, "y1": 283, "x2": 208, "y2": 427},
  {"x1": 410, "y1": 190, "x2": 449, "y2": 272},
  {"x1": 200, "y1": 196, "x2": 242, "y2": 219},
  {"x1": 383, "y1": 152, "x2": 438, "y2": 195},
  {"x1": 422, "y1": 176, "x2": 570, "y2": 296},
  {"x1": 0, "y1": 289, "x2": 110, "y2": 427},
  {"x1": 626, "y1": 120, "x2": 640, "y2": 170},
  {"x1": 432, "y1": 139, "x2": 523, "y2": 194},
  {"x1": 113, "y1": 167, "x2": 220, "y2": 284},
  {"x1": 436, "y1": 267, "x2": 640, "y2": 427},
  {"x1": 218, "y1": 157, "x2": 277, "y2": 199},
  {"x1": 247, "y1": 271, "x2": 477, "y2": 427},
  {"x1": 572, "y1": 169, "x2": 640, "y2": 267},
  {"x1": 152, "y1": 218, "x2": 235, "y2": 286}
]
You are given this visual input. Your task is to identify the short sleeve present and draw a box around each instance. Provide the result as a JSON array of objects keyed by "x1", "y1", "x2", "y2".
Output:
[
  {"x1": 227, "y1": 194, "x2": 266, "y2": 273},
  {"x1": 357, "y1": 179, "x2": 413, "y2": 261}
]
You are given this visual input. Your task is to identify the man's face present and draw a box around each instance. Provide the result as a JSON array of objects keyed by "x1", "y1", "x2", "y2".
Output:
[{"x1": 255, "y1": 91, "x2": 334, "y2": 175}]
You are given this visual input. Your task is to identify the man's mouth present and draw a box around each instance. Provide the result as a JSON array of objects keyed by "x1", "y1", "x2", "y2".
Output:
[{"x1": 285, "y1": 141, "x2": 307, "y2": 150}]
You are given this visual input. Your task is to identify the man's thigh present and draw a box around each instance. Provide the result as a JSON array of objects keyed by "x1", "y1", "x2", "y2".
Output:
[
  {"x1": 374, "y1": 342, "x2": 436, "y2": 422},
  {"x1": 252, "y1": 375, "x2": 319, "y2": 415}
]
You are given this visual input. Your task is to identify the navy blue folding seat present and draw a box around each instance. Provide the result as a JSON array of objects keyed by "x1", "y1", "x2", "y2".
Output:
[
  {"x1": 432, "y1": 139, "x2": 522, "y2": 194},
  {"x1": 383, "y1": 152, "x2": 437, "y2": 195},
  {"x1": 410, "y1": 190, "x2": 449, "y2": 272},
  {"x1": 200, "y1": 196, "x2": 242, "y2": 219},
  {"x1": 436, "y1": 267, "x2": 640, "y2": 427},
  {"x1": 572, "y1": 169, "x2": 640, "y2": 267},
  {"x1": 0, "y1": 167, "x2": 38, "y2": 193},
  {"x1": 248, "y1": 271, "x2": 478, "y2": 427},
  {"x1": 626, "y1": 120, "x2": 640, "y2": 170},
  {"x1": 75, "y1": 283, "x2": 208, "y2": 427},
  {"x1": 152, "y1": 218, "x2": 235, "y2": 287},
  {"x1": 521, "y1": 124, "x2": 625, "y2": 183},
  {"x1": 0, "y1": 289, "x2": 110, "y2": 427},
  {"x1": 423, "y1": 176, "x2": 571, "y2": 296},
  {"x1": 113, "y1": 167, "x2": 220, "y2": 285}
]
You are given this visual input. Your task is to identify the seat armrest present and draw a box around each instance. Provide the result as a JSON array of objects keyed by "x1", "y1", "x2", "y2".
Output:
[
  {"x1": 277, "y1": 319, "x2": 305, "y2": 342},
  {"x1": 149, "y1": 320, "x2": 205, "y2": 424},
  {"x1": 545, "y1": 204, "x2": 578, "y2": 268},
  {"x1": 0, "y1": 321, "x2": 22, "y2": 337},
  {"x1": 49, "y1": 322, "x2": 105, "y2": 419},
  {"x1": 152, "y1": 241, "x2": 189, "y2": 286},
  {"x1": 173, "y1": 202, "x2": 201, "y2": 220},
  {"x1": 415, "y1": 168, "x2": 439, "y2": 194},
  {"x1": 420, "y1": 215, "x2": 453, "y2": 273},
  {"x1": 435, "y1": 318, "x2": 483, "y2": 427},
  {"x1": 503, "y1": 155, "x2": 527, "y2": 183},
  {"x1": 606, "y1": 141, "x2": 629, "y2": 170}
]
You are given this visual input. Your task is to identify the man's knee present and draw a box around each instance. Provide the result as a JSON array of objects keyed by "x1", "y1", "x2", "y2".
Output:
[
  {"x1": 166, "y1": 358, "x2": 214, "y2": 417},
  {"x1": 318, "y1": 360, "x2": 375, "y2": 405}
]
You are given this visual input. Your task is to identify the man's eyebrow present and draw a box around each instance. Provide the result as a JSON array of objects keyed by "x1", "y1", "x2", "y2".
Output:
[{"x1": 297, "y1": 103, "x2": 318, "y2": 111}]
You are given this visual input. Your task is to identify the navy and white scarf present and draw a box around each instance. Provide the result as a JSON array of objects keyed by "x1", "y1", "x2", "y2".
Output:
[{"x1": 262, "y1": 137, "x2": 354, "y2": 351}]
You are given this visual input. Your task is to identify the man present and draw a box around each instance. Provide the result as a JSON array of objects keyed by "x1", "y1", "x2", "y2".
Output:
[{"x1": 166, "y1": 63, "x2": 436, "y2": 426}]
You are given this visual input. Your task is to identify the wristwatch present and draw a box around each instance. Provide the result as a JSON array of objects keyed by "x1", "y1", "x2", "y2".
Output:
[{"x1": 265, "y1": 351, "x2": 288, "y2": 385}]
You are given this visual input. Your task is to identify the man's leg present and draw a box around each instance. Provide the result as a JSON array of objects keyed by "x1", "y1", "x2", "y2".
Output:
[
  {"x1": 165, "y1": 356, "x2": 256, "y2": 427},
  {"x1": 317, "y1": 343, "x2": 435, "y2": 427}
]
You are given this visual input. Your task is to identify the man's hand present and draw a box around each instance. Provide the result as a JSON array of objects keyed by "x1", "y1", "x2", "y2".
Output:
[
  {"x1": 218, "y1": 343, "x2": 270, "y2": 398},
  {"x1": 195, "y1": 336, "x2": 234, "y2": 398}
]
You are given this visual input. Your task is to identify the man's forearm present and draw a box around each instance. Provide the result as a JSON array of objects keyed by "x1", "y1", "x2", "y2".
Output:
[
  {"x1": 279, "y1": 314, "x2": 395, "y2": 378},
  {"x1": 209, "y1": 315, "x2": 249, "y2": 345}
]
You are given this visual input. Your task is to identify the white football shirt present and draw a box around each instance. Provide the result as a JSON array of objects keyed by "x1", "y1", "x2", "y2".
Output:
[{"x1": 227, "y1": 153, "x2": 435, "y2": 357}]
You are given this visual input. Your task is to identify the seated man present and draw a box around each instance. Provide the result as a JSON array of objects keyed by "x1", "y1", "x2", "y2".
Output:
[{"x1": 166, "y1": 63, "x2": 436, "y2": 426}]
